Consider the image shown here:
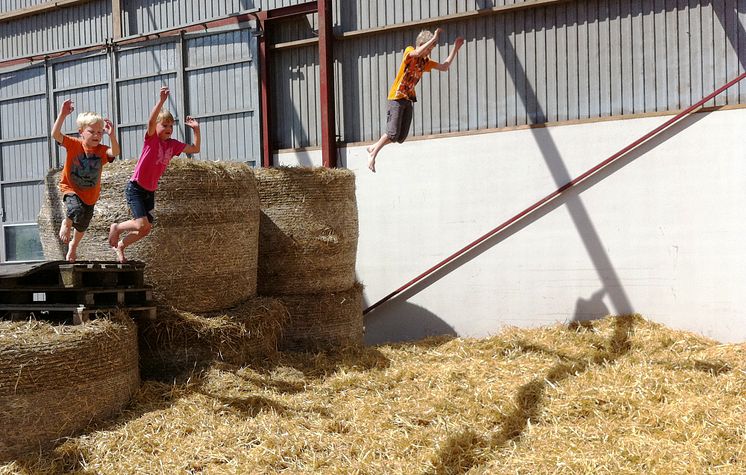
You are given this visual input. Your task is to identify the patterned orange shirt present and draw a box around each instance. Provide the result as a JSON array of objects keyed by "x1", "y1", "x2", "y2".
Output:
[
  {"x1": 58, "y1": 135, "x2": 112, "y2": 205},
  {"x1": 387, "y1": 46, "x2": 438, "y2": 101}
]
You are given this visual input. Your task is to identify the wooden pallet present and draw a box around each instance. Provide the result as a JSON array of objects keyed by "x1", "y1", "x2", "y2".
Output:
[
  {"x1": 0, "y1": 286, "x2": 153, "y2": 306},
  {"x1": 0, "y1": 260, "x2": 154, "y2": 325},
  {"x1": 58, "y1": 261, "x2": 145, "y2": 288},
  {"x1": 0, "y1": 304, "x2": 157, "y2": 325}
]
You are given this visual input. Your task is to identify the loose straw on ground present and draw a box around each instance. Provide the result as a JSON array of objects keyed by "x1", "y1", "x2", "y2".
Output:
[{"x1": 2, "y1": 315, "x2": 743, "y2": 474}]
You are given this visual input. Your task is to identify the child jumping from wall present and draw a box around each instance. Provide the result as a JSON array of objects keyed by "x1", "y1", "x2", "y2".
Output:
[
  {"x1": 52, "y1": 99, "x2": 121, "y2": 262},
  {"x1": 107, "y1": 86, "x2": 201, "y2": 263},
  {"x1": 367, "y1": 28, "x2": 464, "y2": 172}
]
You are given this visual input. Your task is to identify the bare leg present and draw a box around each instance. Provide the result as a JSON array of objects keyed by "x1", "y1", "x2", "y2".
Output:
[
  {"x1": 108, "y1": 223, "x2": 119, "y2": 248},
  {"x1": 366, "y1": 134, "x2": 392, "y2": 173},
  {"x1": 113, "y1": 217, "x2": 151, "y2": 263},
  {"x1": 59, "y1": 218, "x2": 72, "y2": 243},
  {"x1": 66, "y1": 229, "x2": 84, "y2": 262}
]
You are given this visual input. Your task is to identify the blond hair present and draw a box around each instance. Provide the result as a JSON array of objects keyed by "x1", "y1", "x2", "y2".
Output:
[
  {"x1": 76, "y1": 112, "x2": 103, "y2": 130},
  {"x1": 157, "y1": 108, "x2": 175, "y2": 123},
  {"x1": 416, "y1": 30, "x2": 434, "y2": 47}
]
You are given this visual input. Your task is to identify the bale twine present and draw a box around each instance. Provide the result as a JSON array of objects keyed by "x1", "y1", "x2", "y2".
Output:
[
  {"x1": 255, "y1": 167, "x2": 358, "y2": 295},
  {"x1": 276, "y1": 283, "x2": 364, "y2": 351},
  {"x1": 0, "y1": 315, "x2": 139, "y2": 461},
  {"x1": 138, "y1": 297, "x2": 289, "y2": 382},
  {"x1": 38, "y1": 159, "x2": 260, "y2": 312}
]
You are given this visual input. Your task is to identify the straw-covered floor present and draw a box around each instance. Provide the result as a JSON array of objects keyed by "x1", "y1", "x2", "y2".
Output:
[
  {"x1": 139, "y1": 297, "x2": 289, "y2": 382},
  {"x1": 0, "y1": 314, "x2": 139, "y2": 462},
  {"x1": 255, "y1": 166, "x2": 358, "y2": 295},
  {"x1": 2, "y1": 315, "x2": 743, "y2": 474},
  {"x1": 38, "y1": 159, "x2": 260, "y2": 312}
]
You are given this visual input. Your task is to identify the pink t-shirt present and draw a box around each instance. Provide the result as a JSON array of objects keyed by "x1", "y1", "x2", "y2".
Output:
[{"x1": 131, "y1": 133, "x2": 187, "y2": 191}]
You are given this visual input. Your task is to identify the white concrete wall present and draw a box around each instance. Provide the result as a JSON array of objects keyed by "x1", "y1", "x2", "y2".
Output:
[{"x1": 276, "y1": 108, "x2": 746, "y2": 344}]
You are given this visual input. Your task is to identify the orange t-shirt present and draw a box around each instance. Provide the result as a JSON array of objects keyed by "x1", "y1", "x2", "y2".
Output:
[
  {"x1": 58, "y1": 135, "x2": 112, "y2": 205},
  {"x1": 387, "y1": 46, "x2": 438, "y2": 101}
]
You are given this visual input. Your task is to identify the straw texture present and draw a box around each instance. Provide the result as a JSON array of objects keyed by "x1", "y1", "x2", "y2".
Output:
[
  {"x1": 276, "y1": 283, "x2": 364, "y2": 351},
  {"x1": 255, "y1": 167, "x2": 358, "y2": 295},
  {"x1": 138, "y1": 297, "x2": 289, "y2": 382},
  {"x1": 0, "y1": 315, "x2": 139, "y2": 461},
  {"x1": 38, "y1": 159, "x2": 260, "y2": 312},
  {"x1": 2, "y1": 315, "x2": 743, "y2": 474}
]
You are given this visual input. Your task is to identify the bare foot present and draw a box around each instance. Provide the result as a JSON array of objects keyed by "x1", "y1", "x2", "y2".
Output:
[
  {"x1": 366, "y1": 145, "x2": 377, "y2": 173},
  {"x1": 115, "y1": 241, "x2": 127, "y2": 263},
  {"x1": 66, "y1": 244, "x2": 77, "y2": 263},
  {"x1": 58, "y1": 220, "x2": 71, "y2": 243},
  {"x1": 108, "y1": 223, "x2": 119, "y2": 248}
]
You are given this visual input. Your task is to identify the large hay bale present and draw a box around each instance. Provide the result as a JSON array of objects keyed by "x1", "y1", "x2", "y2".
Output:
[
  {"x1": 277, "y1": 283, "x2": 364, "y2": 351},
  {"x1": 138, "y1": 297, "x2": 289, "y2": 381},
  {"x1": 255, "y1": 167, "x2": 358, "y2": 295},
  {"x1": 0, "y1": 315, "x2": 139, "y2": 461},
  {"x1": 38, "y1": 159, "x2": 260, "y2": 312}
]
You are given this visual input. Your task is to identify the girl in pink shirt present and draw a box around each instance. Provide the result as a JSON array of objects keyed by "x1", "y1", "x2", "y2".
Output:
[{"x1": 108, "y1": 86, "x2": 201, "y2": 262}]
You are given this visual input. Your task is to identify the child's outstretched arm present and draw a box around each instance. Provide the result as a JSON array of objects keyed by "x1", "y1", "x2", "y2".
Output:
[
  {"x1": 434, "y1": 37, "x2": 465, "y2": 71},
  {"x1": 146, "y1": 86, "x2": 170, "y2": 137},
  {"x1": 410, "y1": 27, "x2": 442, "y2": 58},
  {"x1": 104, "y1": 118, "x2": 121, "y2": 159},
  {"x1": 183, "y1": 116, "x2": 201, "y2": 155},
  {"x1": 51, "y1": 99, "x2": 74, "y2": 144}
]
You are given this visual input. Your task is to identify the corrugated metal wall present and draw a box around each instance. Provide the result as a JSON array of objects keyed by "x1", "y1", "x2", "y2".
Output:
[
  {"x1": 274, "y1": 0, "x2": 746, "y2": 148},
  {"x1": 1, "y1": 0, "x2": 745, "y2": 260},
  {"x1": 0, "y1": 0, "x2": 53, "y2": 14},
  {"x1": 0, "y1": 0, "x2": 260, "y2": 261},
  {"x1": 0, "y1": 0, "x2": 111, "y2": 60}
]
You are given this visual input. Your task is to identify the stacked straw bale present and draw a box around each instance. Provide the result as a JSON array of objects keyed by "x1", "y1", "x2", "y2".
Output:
[
  {"x1": 255, "y1": 167, "x2": 363, "y2": 350},
  {"x1": 0, "y1": 314, "x2": 139, "y2": 461},
  {"x1": 255, "y1": 167, "x2": 358, "y2": 294},
  {"x1": 276, "y1": 283, "x2": 364, "y2": 351},
  {"x1": 38, "y1": 159, "x2": 260, "y2": 312},
  {"x1": 138, "y1": 297, "x2": 288, "y2": 381}
]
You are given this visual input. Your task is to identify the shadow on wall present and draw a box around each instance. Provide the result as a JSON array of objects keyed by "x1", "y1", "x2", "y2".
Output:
[
  {"x1": 363, "y1": 298, "x2": 457, "y2": 345},
  {"x1": 571, "y1": 288, "x2": 610, "y2": 327}
]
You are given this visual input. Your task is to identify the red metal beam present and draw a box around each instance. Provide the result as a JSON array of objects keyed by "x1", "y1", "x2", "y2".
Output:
[
  {"x1": 318, "y1": 0, "x2": 336, "y2": 167},
  {"x1": 256, "y1": 1, "x2": 318, "y2": 21},
  {"x1": 259, "y1": 32, "x2": 272, "y2": 167},
  {"x1": 363, "y1": 70, "x2": 746, "y2": 315}
]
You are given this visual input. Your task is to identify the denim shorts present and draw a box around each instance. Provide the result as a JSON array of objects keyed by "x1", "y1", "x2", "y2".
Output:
[
  {"x1": 385, "y1": 99, "x2": 414, "y2": 143},
  {"x1": 63, "y1": 194, "x2": 95, "y2": 232},
  {"x1": 126, "y1": 180, "x2": 155, "y2": 223}
]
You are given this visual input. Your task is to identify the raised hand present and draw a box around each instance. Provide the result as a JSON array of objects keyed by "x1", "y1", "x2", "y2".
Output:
[
  {"x1": 434, "y1": 27, "x2": 444, "y2": 37},
  {"x1": 103, "y1": 118, "x2": 115, "y2": 136},
  {"x1": 184, "y1": 116, "x2": 200, "y2": 129},
  {"x1": 60, "y1": 99, "x2": 75, "y2": 116},
  {"x1": 159, "y1": 86, "x2": 170, "y2": 102},
  {"x1": 455, "y1": 37, "x2": 465, "y2": 49}
]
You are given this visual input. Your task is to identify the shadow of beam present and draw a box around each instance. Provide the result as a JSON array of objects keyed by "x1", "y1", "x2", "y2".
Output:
[{"x1": 426, "y1": 315, "x2": 638, "y2": 475}]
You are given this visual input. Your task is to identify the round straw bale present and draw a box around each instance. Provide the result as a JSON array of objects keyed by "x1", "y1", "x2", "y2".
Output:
[
  {"x1": 138, "y1": 297, "x2": 289, "y2": 382},
  {"x1": 276, "y1": 283, "x2": 364, "y2": 351},
  {"x1": 0, "y1": 315, "x2": 139, "y2": 461},
  {"x1": 255, "y1": 167, "x2": 358, "y2": 295},
  {"x1": 38, "y1": 159, "x2": 260, "y2": 312}
]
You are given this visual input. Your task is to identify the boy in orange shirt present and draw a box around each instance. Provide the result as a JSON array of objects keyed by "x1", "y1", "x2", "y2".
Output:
[
  {"x1": 51, "y1": 99, "x2": 120, "y2": 262},
  {"x1": 367, "y1": 28, "x2": 464, "y2": 172}
]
